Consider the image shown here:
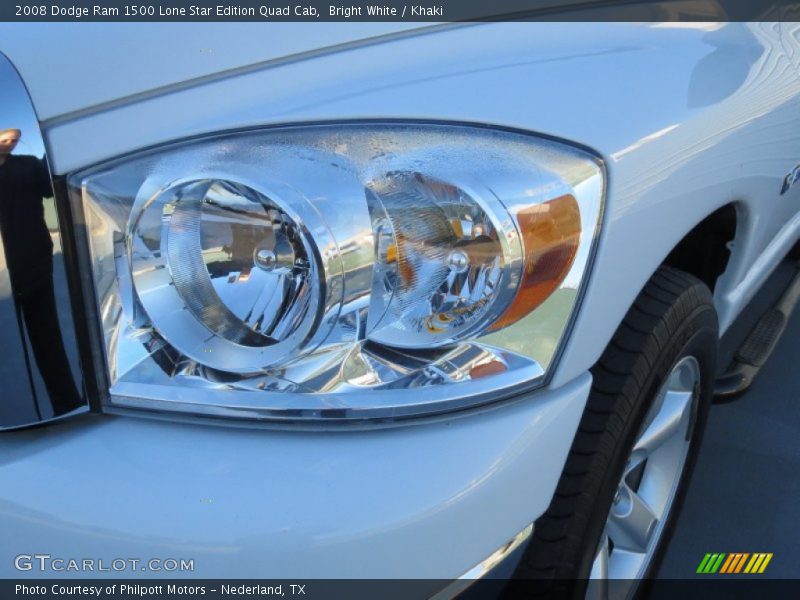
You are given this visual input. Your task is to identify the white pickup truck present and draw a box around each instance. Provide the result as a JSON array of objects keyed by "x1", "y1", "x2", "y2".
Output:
[{"x1": 1, "y1": 20, "x2": 799, "y2": 599}]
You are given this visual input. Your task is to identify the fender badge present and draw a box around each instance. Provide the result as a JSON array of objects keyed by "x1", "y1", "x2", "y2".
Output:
[{"x1": 781, "y1": 164, "x2": 800, "y2": 195}]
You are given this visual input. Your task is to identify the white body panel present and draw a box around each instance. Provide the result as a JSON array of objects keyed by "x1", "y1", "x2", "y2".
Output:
[
  {"x1": 0, "y1": 375, "x2": 590, "y2": 578},
  {"x1": 1, "y1": 21, "x2": 799, "y2": 577}
]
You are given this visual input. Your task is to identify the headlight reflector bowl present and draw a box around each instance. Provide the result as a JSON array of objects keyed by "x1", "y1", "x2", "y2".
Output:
[
  {"x1": 130, "y1": 179, "x2": 324, "y2": 372},
  {"x1": 366, "y1": 172, "x2": 522, "y2": 348}
]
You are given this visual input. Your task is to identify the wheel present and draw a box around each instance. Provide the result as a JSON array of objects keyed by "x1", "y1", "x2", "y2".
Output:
[{"x1": 510, "y1": 267, "x2": 718, "y2": 599}]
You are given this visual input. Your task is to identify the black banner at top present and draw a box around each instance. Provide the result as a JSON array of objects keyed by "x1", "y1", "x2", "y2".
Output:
[{"x1": 3, "y1": 0, "x2": 800, "y2": 22}]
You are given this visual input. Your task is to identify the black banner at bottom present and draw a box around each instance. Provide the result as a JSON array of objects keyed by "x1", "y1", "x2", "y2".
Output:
[{"x1": 5, "y1": 579, "x2": 800, "y2": 600}]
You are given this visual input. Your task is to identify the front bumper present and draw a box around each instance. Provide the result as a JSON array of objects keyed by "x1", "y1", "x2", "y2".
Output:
[{"x1": 0, "y1": 373, "x2": 590, "y2": 579}]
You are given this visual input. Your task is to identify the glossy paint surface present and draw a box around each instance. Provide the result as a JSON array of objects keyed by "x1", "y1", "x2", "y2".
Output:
[
  {"x1": 0, "y1": 21, "x2": 799, "y2": 577},
  {"x1": 0, "y1": 373, "x2": 589, "y2": 578}
]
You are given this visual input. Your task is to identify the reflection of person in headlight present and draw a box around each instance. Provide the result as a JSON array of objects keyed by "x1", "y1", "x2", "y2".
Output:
[{"x1": 0, "y1": 128, "x2": 81, "y2": 416}]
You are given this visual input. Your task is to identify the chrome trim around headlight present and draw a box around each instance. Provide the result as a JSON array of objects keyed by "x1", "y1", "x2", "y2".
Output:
[{"x1": 73, "y1": 122, "x2": 604, "y2": 424}]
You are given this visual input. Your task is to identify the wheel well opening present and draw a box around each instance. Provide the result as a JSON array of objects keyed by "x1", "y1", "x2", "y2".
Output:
[{"x1": 662, "y1": 204, "x2": 737, "y2": 292}]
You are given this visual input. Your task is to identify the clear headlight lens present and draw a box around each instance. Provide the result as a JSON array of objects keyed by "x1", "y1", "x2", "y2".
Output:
[{"x1": 73, "y1": 123, "x2": 603, "y2": 422}]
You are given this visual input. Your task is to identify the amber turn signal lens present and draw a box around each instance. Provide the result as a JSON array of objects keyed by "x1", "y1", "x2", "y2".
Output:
[{"x1": 489, "y1": 194, "x2": 581, "y2": 331}]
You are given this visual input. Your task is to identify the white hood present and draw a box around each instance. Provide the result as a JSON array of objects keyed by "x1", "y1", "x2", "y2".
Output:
[{"x1": 0, "y1": 22, "x2": 431, "y2": 121}]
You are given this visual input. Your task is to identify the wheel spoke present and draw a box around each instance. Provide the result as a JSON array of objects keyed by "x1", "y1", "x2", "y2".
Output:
[
  {"x1": 632, "y1": 389, "x2": 692, "y2": 457},
  {"x1": 607, "y1": 485, "x2": 658, "y2": 553},
  {"x1": 584, "y1": 324, "x2": 702, "y2": 595}
]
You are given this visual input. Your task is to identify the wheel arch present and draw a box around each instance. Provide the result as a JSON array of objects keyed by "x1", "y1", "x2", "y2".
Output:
[
  {"x1": 661, "y1": 202, "x2": 739, "y2": 295},
  {"x1": 552, "y1": 200, "x2": 740, "y2": 389}
]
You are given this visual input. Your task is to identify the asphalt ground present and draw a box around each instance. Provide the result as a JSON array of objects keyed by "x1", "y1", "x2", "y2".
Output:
[{"x1": 657, "y1": 258, "x2": 800, "y2": 579}]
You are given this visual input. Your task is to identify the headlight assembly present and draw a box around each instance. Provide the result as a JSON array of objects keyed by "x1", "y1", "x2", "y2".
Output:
[{"x1": 72, "y1": 123, "x2": 603, "y2": 422}]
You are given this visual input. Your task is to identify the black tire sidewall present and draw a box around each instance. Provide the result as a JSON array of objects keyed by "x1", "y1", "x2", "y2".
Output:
[{"x1": 574, "y1": 303, "x2": 718, "y2": 594}]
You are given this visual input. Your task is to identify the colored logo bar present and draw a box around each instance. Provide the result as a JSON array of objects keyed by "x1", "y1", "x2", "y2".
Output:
[{"x1": 697, "y1": 553, "x2": 773, "y2": 574}]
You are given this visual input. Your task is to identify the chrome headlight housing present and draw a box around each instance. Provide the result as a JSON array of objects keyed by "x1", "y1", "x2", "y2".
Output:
[{"x1": 72, "y1": 123, "x2": 603, "y2": 422}]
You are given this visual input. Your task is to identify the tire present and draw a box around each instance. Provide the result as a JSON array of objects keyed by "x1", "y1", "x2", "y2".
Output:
[
  {"x1": 509, "y1": 266, "x2": 718, "y2": 599},
  {"x1": 789, "y1": 239, "x2": 800, "y2": 260}
]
